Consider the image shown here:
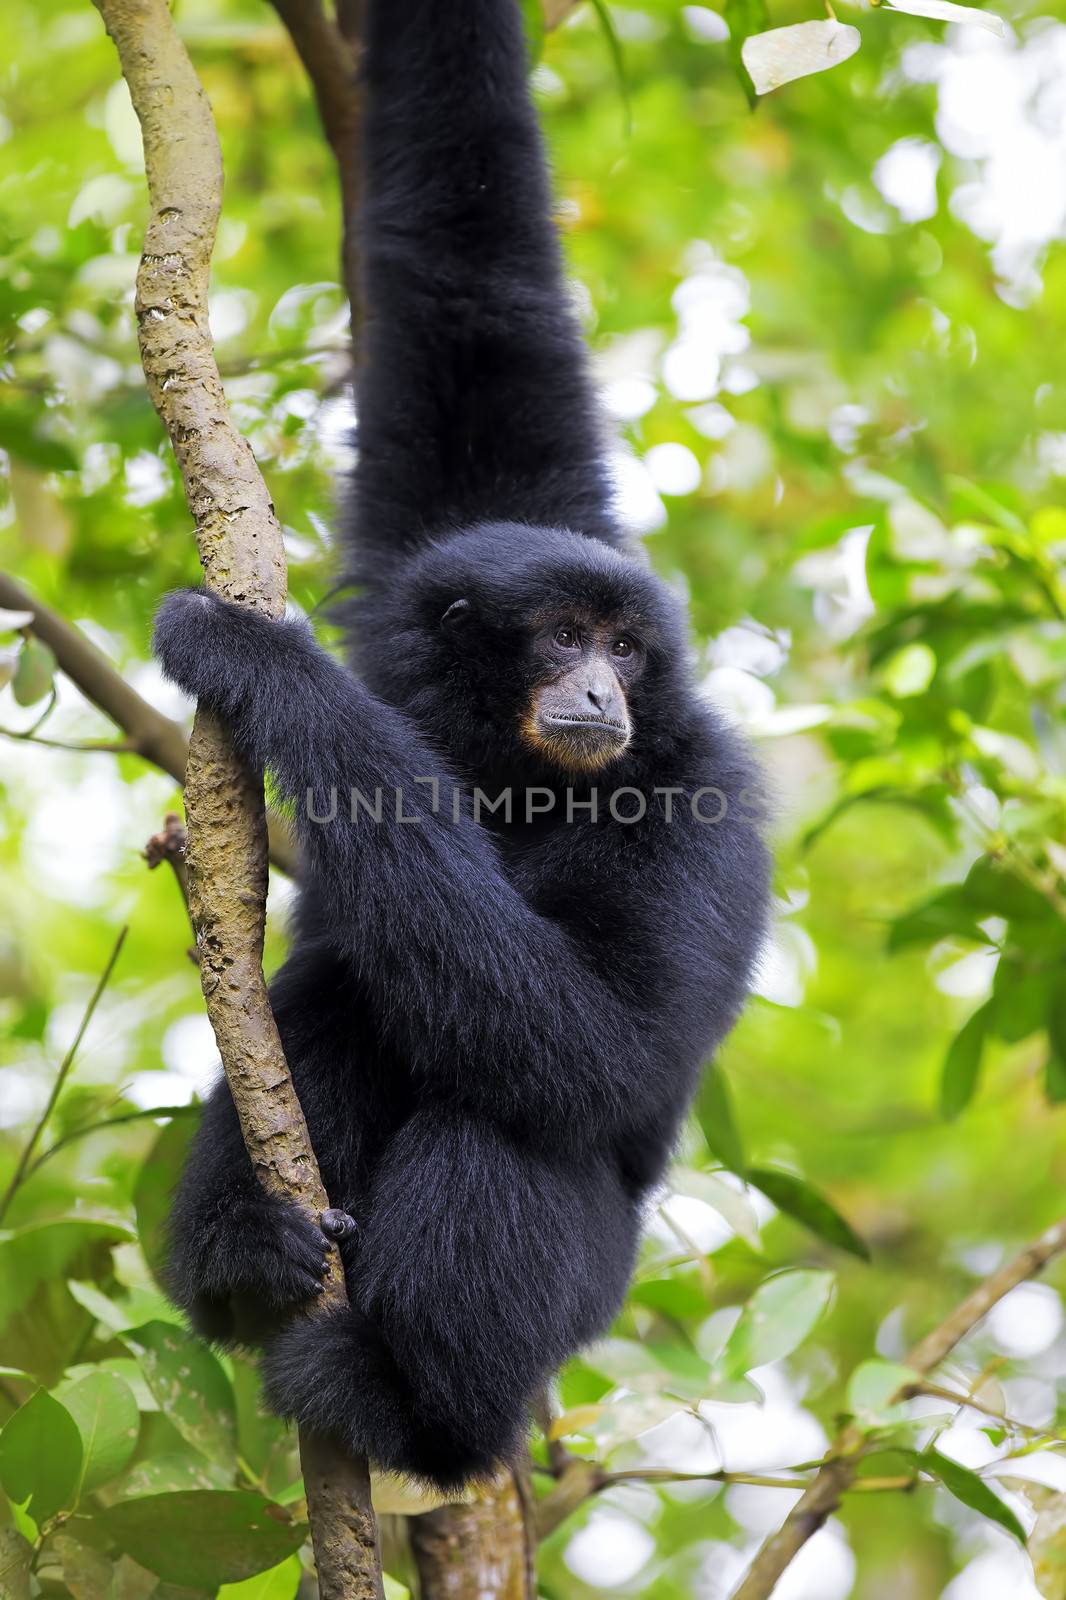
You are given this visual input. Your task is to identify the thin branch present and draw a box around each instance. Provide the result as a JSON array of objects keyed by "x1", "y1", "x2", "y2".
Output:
[
  {"x1": 907, "y1": 1380, "x2": 1066, "y2": 1446},
  {"x1": 0, "y1": 573, "x2": 297, "y2": 876},
  {"x1": 89, "y1": 1, "x2": 382, "y2": 1594},
  {"x1": 268, "y1": 0, "x2": 363, "y2": 309},
  {"x1": 1, "y1": 687, "x2": 58, "y2": 739},
  {"x1": 21, "y1": 1104, "x2": 197, "y2": 1184},
  {"x1": 0, "y1": 927, "x2": 128, "y2": 1225},
  {"x1": 144, "y1": 810, "x2": 196, "y2": 951},
  {"x1": 731, "y1": 1215, "x2": 1066, "y2": 1600},
  {"x1": 0, "y1": 729, "x2": 136, "y2": 754},
  {"x1": 534, "y1": 1458, "x2": 925, "y2": 1541},
  {"x1": 0, "y1": 572, "x2": 189, "y2": 776}
]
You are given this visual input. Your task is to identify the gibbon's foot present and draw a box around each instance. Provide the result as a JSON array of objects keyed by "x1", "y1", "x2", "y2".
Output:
[
  {"x1": 232, "y1": 1198, "x2": 332, "y2": 1311},
  {"x1": 319, "y1": 1208, "x2": 360, "y2": 1243}
]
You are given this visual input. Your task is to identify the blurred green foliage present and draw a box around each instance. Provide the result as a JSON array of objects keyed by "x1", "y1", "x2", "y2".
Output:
[{"x1": 2, "y1": 0, "x2": 1066, "y2": 1595}]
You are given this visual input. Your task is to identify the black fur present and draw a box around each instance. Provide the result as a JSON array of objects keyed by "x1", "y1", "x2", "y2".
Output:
[{"x1": 156, "y1": 0, "x2": 769, "y2": 1491}]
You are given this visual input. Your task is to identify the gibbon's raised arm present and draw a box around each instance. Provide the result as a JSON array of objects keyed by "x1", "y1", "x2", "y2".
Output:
[
  {"x1": 348, "y1": 0, "x2": 619, "y2": 575},
  {"x1": 155, "y1": 591, "x2": 672, "y2": 1140}
]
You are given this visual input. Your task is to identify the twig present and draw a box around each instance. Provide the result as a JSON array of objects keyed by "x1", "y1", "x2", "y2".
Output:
[
  {"x1": 906, "y1": 1380, "x2": 1066, "y2": 1446},
  {"x1": 731, "y1": 1215, "x2": 1066, "y2": 1600},
  {"x1": 0, "y1": 573, "x2": 297, "y2": 876},
  {"x1": 0, "y1": 730, "x2": 137, "y2": 753},
  {"x1": 0, "y1": 927, "x2": 128, "y2": 1225},
  {"x1": 21, "y1": 1103, "x2": 197, "y2": 1184},
  {"x1": 144, "y1": 811, "x2": 196, "y2": 954},
  {"x1": 534, "y1": 1459, "x2": 924, "y2": 1540},
  {"x1": 268, "y1": 0, "x2": 363, "y2": 308},
  {"x1": 0, "y1": 687, "x2": 58, "y2": 740},
  {"x1": 90, "y1": 1, "x2": 382, "y2": 1594}
]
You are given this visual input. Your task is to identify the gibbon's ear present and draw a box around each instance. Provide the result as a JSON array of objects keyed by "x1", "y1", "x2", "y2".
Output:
[{"x1": 441, "y1": 598, "x2": 473, "y2": 628}]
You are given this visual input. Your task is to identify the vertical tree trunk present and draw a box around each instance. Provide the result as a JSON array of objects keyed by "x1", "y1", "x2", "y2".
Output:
[
  {"x1": 409, "y1": 1472, "x2": 536, "y2": 1600},
  {"x1": 90, "y1": 2, "x2": 382, "y2": 1593}
]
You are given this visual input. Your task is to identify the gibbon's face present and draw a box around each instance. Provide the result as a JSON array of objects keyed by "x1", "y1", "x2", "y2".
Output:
[
  {"x1": 424, "y1": 524, "x2": 679, "y2": 776},
  {"x1": 518, "y1": 609, "x2": 645, "y2": 773}
]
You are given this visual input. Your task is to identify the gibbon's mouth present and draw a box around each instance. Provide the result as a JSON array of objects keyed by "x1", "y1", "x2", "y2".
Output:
[
  {"x1": 535, "y1": 712, "x2": 632, "y2": 772},
  {"x1": 542, "y1": 715, "x2": 628, "y2": 735}
]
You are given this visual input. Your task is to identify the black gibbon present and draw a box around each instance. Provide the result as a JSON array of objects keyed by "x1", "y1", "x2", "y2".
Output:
[{"x1": 154, "y1": 0, "x2": 770, "y2": 1489}]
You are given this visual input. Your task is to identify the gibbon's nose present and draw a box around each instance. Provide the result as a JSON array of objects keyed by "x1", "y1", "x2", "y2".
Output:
[{"x1": 587, "y1": 677, "x2": 612, "y2": 714}]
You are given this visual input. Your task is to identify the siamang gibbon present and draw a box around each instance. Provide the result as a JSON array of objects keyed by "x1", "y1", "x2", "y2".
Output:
[{"x1": 154, "y1": 0, "x2": 769, "y2": 1490}]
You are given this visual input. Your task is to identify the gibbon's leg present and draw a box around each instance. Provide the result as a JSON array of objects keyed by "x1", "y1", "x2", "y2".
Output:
[{"x1": 262, "y1": 1106, "x2": 640, "y2": 1486}]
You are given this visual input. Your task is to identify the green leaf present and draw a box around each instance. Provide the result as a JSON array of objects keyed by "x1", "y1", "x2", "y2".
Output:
[
  {"x1": 1048, "y1": 986, "x2": 1066, "y2": 1066},
  {"x1": 725, "y1": 0, "x2": 770, "y2": 107},
  {"x1": 113, "y1": 1453, "x2": 227, "y2": 1500},
  {"x1": 11, "y1": 637, "x2": 57, "y2": 707},
  {"x1": 740, "y1": 19, "x2": 861, "y2": 97},
  {"x1": 99, "y1": 1492, "x2": 308, "y2": 1588},
  {"x1": 0, "y1": 409, "x2": 78, "y2": 472},
  {"x1": 888, "y1": 887, "x2": 986, "y2": 952},
  {"x1": 134, "y1": 1115, "x2": 197, "y2": 1288},
  {"x1": 0, "y1": 1527, "x2": 33, "y2": 1600},
  {"x1": 924, "y1": 1448, "x2": 1026, "y2": 1544},
  {"x1": 882, "y1": 642, "x2": 937, "y2": 698},
  {"x1": 747, "y1": 1167, "x2": 870, "y2": 1260},
  {"x1": 671, "y1": 1168, "x2": 762, "y2": 1249},
  {"x1": 67, "y1": 1278, "x2": 136, "y2": 1332},
  {"x1": 964, "y1": 857, "x2": 1049, "y2": 922},
  {"x1": 940, "y1": 1003, "x2": 992, "y2": 1120},
  {"x1": 0, "y1": 1218, "x2": 135, "y2": 1326},
  {"x1": 991, "y1": 963, "x2": 1048, "y2": 1043},
  {"x1": 717, "y1": 1269, "x2": 835, "y2": 1380},
  {"x1": 630, "y1": 1264, "x2": 711, "y2": 1320},
  {"x1": 217, "y1": 1554, "x2": 302, "y2": 1600},
  {"x1": 695, "y1": 1065, "x2": 745, "y2": 1174},
  {"x1": 1046, "y1": 1052, "x2": 1066, "y2": 1105},
  {"x1": 122, "y1": 1322, "x2": 236, "y2": 1466},
  {"x1": 0, "y1": 1389, "x2": 83, "y2": 1523},
  {"x1": 883, "y1": 0, "x2": 1004, "y2": 33},
  {"x1": 54, "y1": 1534, "x2": 121, "y2": 1600},
  {"x1": 61, "y1": 1370, "x2": 140, "y2": 1495},
  {"x1": 846, "y1": 1360, "x2": 919, "y2": 1429}
]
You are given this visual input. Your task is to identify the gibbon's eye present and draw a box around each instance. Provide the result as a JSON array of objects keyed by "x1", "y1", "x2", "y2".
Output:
[
  {"x1": 554, "y1": 625, "x2": 579, "y2": 650},
  {"x1": 611, "y1": 637, "x2": 634, "y2": 659}
]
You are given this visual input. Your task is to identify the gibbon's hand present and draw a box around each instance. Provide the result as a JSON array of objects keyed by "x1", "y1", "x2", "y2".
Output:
[{"x1": 152, "y1": 587, "x2": 310, "y2": 709}]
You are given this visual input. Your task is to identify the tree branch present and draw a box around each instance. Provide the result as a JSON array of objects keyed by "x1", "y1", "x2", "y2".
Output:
[
  {"x1": 410, "y1": 1471, "x2": 535, "y2": 1600},
  {"x1": 269, "y1": 1, "x2": 364, "y2": 308},
  {"x1": 0, "y1": 572, "x2": 298, "y2": 876},
  {"x1": 731, "y1": 1215, "x2": 1066, "y2": 1600},
  {"x1": 0, "y1": 572, "x2": 188, "y2": 777},
  {"x1": 89, "y1": 1, "x2": 381, "y2": 1593}
]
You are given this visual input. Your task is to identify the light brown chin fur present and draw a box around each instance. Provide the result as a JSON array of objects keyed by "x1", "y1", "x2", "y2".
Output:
[{"x1": 519, "y1": 708, "x2": 630, "y2": 774}]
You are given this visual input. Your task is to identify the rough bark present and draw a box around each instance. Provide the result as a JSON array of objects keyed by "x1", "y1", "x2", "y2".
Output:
[
  {"x1": 90, "y1": 1, "x2": 382, "y2": 1593},
  {"x1": 409, "y1": 1472, "x2": 535, "y2": 1600}
]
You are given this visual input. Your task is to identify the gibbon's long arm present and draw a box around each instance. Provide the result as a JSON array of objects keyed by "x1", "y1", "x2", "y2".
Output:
[
  {"x1": 348, "y1": 0, "x2": 620, "y2": 574},
  {"x1": 155, "y1": 591, "x2": 674, "y2": 1138}
]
